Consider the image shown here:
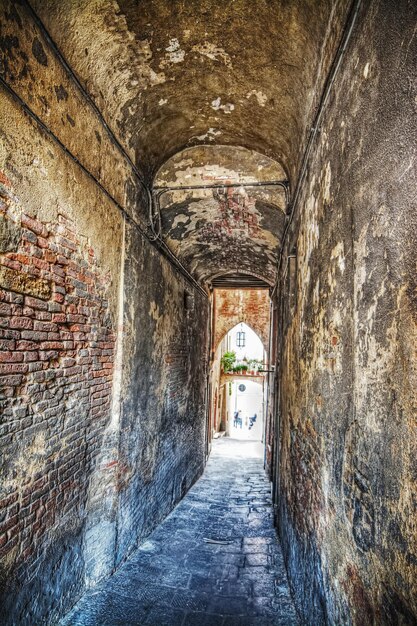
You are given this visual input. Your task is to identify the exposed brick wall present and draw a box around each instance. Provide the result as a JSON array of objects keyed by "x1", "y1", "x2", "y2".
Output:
[
  {"x1": 212, "y1": 288, "x2": 270, "y2": 352},
  {"x1": 0, "y1": 174, "x2": 115, "y2": 618}
]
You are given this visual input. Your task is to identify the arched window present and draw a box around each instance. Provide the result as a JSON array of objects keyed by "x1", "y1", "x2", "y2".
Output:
[{"x1": 236, "y1": 330, "x2": 246, "y2": 348}]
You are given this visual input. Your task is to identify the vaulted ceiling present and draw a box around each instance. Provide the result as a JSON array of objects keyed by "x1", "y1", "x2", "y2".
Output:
[
  {"x1": 154, "y1": 145, "x2": 287, "y2": 285},
  {"x1": 31, "y1": 0, "x2": 350, "y2": 287}
]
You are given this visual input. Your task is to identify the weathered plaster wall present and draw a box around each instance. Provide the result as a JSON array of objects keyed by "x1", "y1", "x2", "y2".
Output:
[
  {"x1": 276, "y1": 2, "x2": 417, "y2": 624},
  {"x1": 213, "y1": 288, "x2": 270, "y2": 352},
  {"x1": 115, "y1": 222, "x2": 209, "y2": 565},
  {"x1": 0, "y1": 0, "x2": 142, "y2": 204}
]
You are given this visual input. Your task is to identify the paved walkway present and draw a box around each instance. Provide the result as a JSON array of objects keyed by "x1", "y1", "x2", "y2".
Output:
[{"x1": 60, "y1": 439, "x2": 299, "y2": 626}]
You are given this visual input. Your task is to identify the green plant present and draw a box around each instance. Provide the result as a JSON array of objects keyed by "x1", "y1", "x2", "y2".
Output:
[
  {"x1": 241, "y1": 364, "x2": 248, "y2": 373},
  {"x1": 220, "y1": 351, "x2": 236, "y2": 373},
  {"x1": 249, "y1": 358, "x2": 264, "y2": 372}
]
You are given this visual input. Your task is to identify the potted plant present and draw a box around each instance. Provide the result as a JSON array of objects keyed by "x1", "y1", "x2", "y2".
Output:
[
  {"x1": 253, "y1": 359, "x2": 265, "y2": 373},
  {"x1": 220, "y1": 351, "x2": 236, "y2": 374},
  {"x1": 241, "y1": 364, "x2": 248, "y2": 374}
]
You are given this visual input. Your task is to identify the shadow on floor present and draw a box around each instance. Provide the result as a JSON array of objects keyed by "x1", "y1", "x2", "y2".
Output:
[{"x1": 59, "y1": 438, "x2": 299, "y2": 626}]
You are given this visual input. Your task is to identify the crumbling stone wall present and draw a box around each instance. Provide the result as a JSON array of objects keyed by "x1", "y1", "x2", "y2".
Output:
[{"x1": 276, "y1": 1, "x2": 417, "y2": 624}]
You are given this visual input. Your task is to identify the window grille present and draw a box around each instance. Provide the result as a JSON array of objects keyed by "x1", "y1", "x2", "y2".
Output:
[{"x1": 236, "y1": 331, "x2": 245, "y2": 347}]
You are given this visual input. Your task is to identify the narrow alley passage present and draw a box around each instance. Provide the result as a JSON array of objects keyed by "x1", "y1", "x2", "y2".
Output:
[{"x1": 60, "y1": 439, "x2": 299, "y2": 626}]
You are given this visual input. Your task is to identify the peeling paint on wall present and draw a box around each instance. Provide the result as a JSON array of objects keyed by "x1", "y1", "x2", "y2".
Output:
[
  {"x1": 155, "y1": 145, "x2": 286, "y2": 286},
  {"x1": 276, "y1": 2, "x2": 417, "y2": 624}
]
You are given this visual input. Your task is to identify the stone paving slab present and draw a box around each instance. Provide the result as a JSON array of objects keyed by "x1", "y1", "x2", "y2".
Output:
[{"x1": 59, "y1": 439, "x2": 299, "y2": 626}]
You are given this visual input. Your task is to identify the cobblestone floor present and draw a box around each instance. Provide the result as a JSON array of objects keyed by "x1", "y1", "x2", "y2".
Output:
[{"x1": 60, "y1": 439, "x2": 299, "y2": 626}]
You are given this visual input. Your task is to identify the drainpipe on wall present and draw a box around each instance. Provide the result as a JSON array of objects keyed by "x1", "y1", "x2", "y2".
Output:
[
  {"x1": 205, "y1": 288, "x2": 215, "y2": 461},
  {"x1": 263, "y1": 297, "x2": 274, "y2": 469}
]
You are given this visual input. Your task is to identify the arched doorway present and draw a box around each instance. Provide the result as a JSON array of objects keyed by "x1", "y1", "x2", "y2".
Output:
[{"x1": 209, "y1": 320, "x2": 268, "y2": 446}]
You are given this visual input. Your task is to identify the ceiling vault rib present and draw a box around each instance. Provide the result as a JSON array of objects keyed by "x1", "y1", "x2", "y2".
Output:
[{"x1": 272, "y1": 0, "x2": 363, "y2": 297}]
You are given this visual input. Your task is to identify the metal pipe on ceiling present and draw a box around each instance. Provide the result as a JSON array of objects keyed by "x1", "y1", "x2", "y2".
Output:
[
  {"x1": 153, "y1": 180, "x2": 289, "y2": 193},
  {"x1": 153, "y1": 180, "x2": 290, "y2": 210}
]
